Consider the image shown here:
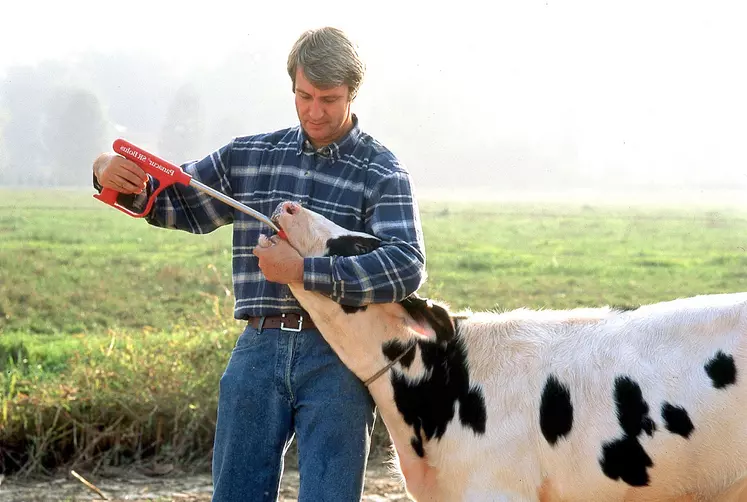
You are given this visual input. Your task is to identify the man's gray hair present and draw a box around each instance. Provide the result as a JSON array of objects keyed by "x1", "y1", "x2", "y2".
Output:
[{"x1": 287, "y1": 27, "x2": 365, "y2": 101}]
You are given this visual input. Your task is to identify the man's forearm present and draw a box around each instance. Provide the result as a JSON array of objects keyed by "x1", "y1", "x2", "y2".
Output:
[{"x1": 303, "y1": 244, "x2": 426, "y2": 306}]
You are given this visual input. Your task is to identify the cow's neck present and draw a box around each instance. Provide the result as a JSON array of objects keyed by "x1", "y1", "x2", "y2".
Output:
[
  {"x1": 286, "y1": 282, "x2": 442, "y2": 499},
  {"x1": 285, "y1": 283, "x2": 393, "y2": 381},
  {"x1": 366, "y1": 376, "x2": 442, "y2": 500}
]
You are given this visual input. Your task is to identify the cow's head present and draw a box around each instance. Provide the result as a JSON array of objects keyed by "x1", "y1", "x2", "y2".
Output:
[
  {"x1": 270, "y1": 201, "x2": 381, "y2": 259},
  {"x1": 268, "y1": 200, "x2": 456, "y2": 339}
]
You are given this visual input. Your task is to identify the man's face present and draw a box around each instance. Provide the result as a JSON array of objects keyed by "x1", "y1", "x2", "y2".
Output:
[{"x1": 294, "y1": 67, "x2": 352, "y2": 148}]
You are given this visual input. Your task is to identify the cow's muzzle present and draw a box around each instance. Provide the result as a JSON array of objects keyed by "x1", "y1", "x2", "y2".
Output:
[{"x1": 271, "y1": 201, "x2": 301, "y2": 225}]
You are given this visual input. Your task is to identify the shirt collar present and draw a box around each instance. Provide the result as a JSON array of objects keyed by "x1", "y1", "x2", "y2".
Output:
[{"x1": 295, "y1": 114, "x2": 361, "y2": 163}]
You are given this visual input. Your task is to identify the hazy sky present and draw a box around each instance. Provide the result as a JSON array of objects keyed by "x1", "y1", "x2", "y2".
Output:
[{"x1": 3, "y1": 0, "x2": 747, "y2": 192}]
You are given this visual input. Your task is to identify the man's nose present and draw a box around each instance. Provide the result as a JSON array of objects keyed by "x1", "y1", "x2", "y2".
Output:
[{"x1": 308, "y1": 100, "x2": 324, "y2": 119}]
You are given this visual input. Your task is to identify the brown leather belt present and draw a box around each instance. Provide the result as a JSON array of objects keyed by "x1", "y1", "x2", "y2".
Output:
[{"x1": 247, "y1": 313, "x2": 316, "y2": 332}]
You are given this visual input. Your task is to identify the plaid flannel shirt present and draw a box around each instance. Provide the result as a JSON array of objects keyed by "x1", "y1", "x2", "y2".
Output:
[{"x1": 99, "y1": 115, "x2": 426, "y2": 320}]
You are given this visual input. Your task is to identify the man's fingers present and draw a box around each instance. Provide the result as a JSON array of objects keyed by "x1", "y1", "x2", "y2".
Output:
[
  {"x1": 101, "y1": 158, "x2": 148, "y2": 193},
  {"x1": 117, "y1": 170, "x2": 146, "y2": 189},
  {"x1": 117, "y1": 159, "x2": 148, "y2": 184},
  {"x1": 113, "y1": 175, "x2": 145, "y2": 194},
  {"x1": 105, "y1": 170, "x2": 145, "y2": 194},
  {"x1": 256, "y1": 235, "x2": 274, "y2": 249}
]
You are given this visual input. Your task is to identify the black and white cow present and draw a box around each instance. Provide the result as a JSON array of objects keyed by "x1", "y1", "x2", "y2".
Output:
[{"x1": 258, "y1": 200, "x2": 747, "y2": 502}]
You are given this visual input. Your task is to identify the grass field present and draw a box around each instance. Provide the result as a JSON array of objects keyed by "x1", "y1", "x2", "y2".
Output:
[{"x1": 3, "y1": 188, "x2": 747, "y2": 476}]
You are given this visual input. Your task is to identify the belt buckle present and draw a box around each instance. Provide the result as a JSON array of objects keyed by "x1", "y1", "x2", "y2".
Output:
[{"x1": 280, "y1": 313, "x2": 304, "y2": 332}]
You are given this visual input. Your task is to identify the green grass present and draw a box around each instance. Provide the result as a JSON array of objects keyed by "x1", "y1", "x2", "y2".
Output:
[
  {"x1": 0, "y1": 189, "x2": 236, "y2": 335},
  {"x1": 3, "y1": 188, "x2": 747, "y2": 476},
  {"x1": 3, "y1": 190, "x2": 747, "y2": 336},
  {"x1": 417, "y1": 201, "x2": 747, "y2": 311}
]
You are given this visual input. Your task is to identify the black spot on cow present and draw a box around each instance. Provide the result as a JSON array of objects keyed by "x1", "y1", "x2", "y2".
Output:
[
  {"x1": 661, "y1": 402, "x2": 694, "y2": 438},
  {"x1": 322, "y1": 235, "x2": 381, "y2": 314},
  {"x1": 341, "y1": 304, "x2": 367, "y2": 314},
  {"x1": 385, "y1": 333, "x2": 486, "y2": 458},
  {"x1": 704, "y1": 350, "x2": 737, "y2": 389},
  {"x1": 600, "y1": 436, "x2": 653, "y2": 487},
  {"x1": 614, "y1": 377, "x2": 656, "y2": 438},
  {"x1": 325, "y1": 235, "x2": 381, "y2": 257},
  {"x1": 410, "y1": 434, "x2": 425, "y2": 458},
  {"x1": 539, "y1": 375, "x2": 574, "y2": 446},
  {"x1": 599, "y1": 376, "x2": 655, "y2": 487},
  {"x1": 382, "y1": 339, "x2": 417, "y2": 369},
  {"x1": 399, "y1": 293, "x2": 455, "y2": 344},
  {"x1": 459, "y1": 387, "x2": 487, "y2": 435}
]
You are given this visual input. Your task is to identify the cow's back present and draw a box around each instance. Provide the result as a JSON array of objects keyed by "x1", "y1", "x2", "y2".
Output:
[{"x1": 441, "y1": 292, "x2": 747, "y2": 500}]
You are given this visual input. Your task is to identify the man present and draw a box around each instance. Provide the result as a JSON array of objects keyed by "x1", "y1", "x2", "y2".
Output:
[{"x1": 91, "y1": 27, "x2": 426, "y2": 501}]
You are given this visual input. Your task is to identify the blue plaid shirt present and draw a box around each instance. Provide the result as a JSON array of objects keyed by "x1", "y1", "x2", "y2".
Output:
[{"x1": 124, "y1": 115, "x2": 426, "y2": 320}]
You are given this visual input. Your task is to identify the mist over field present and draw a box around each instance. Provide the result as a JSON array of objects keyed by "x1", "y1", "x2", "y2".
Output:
[{"x1": 1, "y1": 0, "x2": 746, "y2": 204}]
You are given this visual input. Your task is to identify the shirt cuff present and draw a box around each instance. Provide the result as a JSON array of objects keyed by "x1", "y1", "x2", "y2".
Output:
[{"x1": 303, "y1": 256, "x2": 335, "y2": 295}]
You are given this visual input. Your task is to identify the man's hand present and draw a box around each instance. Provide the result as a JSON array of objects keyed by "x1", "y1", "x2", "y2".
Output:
[
  {"x1": 253, "y1": 235, "x2": 305, "y2": 284},
  {"x1": 93, "y1": 153, "x2": 148, "y2": 194}
]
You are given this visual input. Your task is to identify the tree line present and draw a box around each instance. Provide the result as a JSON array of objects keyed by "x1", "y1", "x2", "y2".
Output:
[{"x1": 0, "y1": 47, "x2": 290, "y2": 187}]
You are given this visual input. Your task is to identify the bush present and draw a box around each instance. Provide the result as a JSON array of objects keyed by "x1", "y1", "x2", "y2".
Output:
[
  {"x1": 0, "y1": 329, "x2": 395, "y2": 476},
  {"x1": 0, "y1": 329, "x2": 229, "y2": 476}
]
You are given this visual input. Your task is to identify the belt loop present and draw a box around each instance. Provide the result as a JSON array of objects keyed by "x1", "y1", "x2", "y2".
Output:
[{"x1": 257, "y1": 316, "x2": 266, "y2": 333}]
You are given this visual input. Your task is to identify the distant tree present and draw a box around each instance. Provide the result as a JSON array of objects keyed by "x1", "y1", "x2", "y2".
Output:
[
  {"x1": 0, "y1": 64, "x2": 60, "y2": 185},
  {"x1": 42, "y1": 87, "x2": 108, "y2": 186},
  {"x1": 0, "y1": 108, "x2": 8, "y2": 184},
  {"x1": 158, "y1": 83, "x2": 205, "y2": 163},
  {"x1": 79, "y1": 50, "x2": 181, "y2": 144}
]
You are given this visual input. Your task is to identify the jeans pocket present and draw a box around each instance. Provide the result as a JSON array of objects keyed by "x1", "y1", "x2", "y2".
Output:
[{"x1": 232, "y1": 326, "x2": 261, "y2": 354}]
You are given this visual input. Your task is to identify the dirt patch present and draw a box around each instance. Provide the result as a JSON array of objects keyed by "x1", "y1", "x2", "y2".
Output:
[{"x1": 0, "y1": 459, "x2": 411, "y2": 501}]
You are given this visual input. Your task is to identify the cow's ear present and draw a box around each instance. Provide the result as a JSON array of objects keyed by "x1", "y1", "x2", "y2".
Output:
[
  {"x1": 400, "y1": 293, "x2": 455, "y2": 343},
  {"x1": 354, "y1": 237, "x2": 381, "y2": 255},
  {"x1": 325, "y1": 235, "x2": 382, "y2": 257}
]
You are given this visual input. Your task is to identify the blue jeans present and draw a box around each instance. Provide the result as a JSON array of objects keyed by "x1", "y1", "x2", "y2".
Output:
[{"x1": 211, "y1": 323, "x2": 377, "y2": 502}]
